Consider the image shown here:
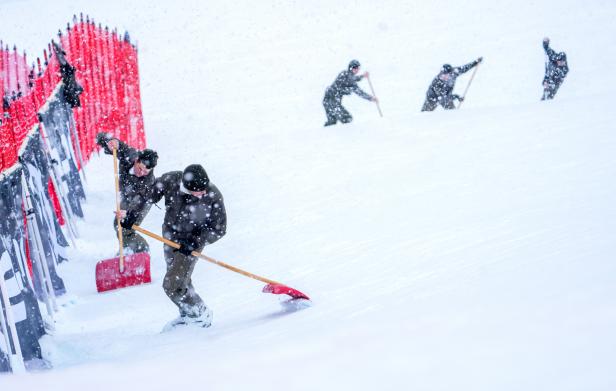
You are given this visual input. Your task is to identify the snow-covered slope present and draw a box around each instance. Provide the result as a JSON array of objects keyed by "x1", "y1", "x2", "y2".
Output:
[{"x1": 1, "y1": 1, "x2": 616, "y2": 390}]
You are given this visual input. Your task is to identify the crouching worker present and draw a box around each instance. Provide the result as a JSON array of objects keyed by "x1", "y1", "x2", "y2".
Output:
[
  {"x1": 323, "y1": 59, "x2": 377, "y2": 126},
  {"x1": 122, "y1": 164, "x2": 226, "y2": 330},
  {"x1": 421, "y1": 57, "x2": 482, "y2": 111},
  {"x1": 96, "y1": 132, "x2": 158, "y2": 254}
]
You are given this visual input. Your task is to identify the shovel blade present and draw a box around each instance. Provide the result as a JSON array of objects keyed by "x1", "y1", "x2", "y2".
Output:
[
  {"x1": 262, "y1": 283, "x2": 310, "y2": 300},
  {"x1": 95, "y1": 252, "x2": 151, "y2": 292}
]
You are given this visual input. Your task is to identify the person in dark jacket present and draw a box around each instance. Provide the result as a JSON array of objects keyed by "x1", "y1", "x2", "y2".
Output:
[
  {"x1": 52, "y1": 41, "x2": 83, "y2": 108},
  {"x1": 122, "y1": 164, "x2": 226, "y2": 329},
  {"x1": 421, "y1": 57, "x2": 483, "y2": 111},
  {"x1": 542, "y1": 37, "x2": 569, "y2": 100},
  {"x1": 96, "y1": 132, "x2": 158, "y2": 254},
  {"x1": 322, "y1": 59, "x2": 377, "y2": 126}
]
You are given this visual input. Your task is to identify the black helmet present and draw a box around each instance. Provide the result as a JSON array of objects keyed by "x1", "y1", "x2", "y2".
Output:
[
  {"x1": 182, "y1": 164, "x2": 209, "y2": 192},
  {"x1": 442, "y1": 64, "x2": 453, "y2": 73},
  {"x1": 556, "y1": 52, "x2": 567, "y2": 61},
  {"x1": 137, "y1": 149, "x2": 158, "y2": 169},
  {"x1": 348, "y1": 59, "x2": 361, "y2": 70}
]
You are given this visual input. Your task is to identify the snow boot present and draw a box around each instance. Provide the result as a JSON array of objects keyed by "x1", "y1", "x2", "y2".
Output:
[
  {"x1": 162, "y1": 307, "x2": 213, "y2": 332},
  {"x1": 188, "y1": 306, "x2": 213, "y2": 328}
]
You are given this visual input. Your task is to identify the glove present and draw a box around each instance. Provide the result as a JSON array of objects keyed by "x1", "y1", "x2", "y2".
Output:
[
  {"x1": 120, "y1": 211, "x2": 138, "y2": 230},
  {"x1": 477, "y1": 56, "x2": 483, "y2": 64},
  {"x1": 174, "y1": 238, "x2": 198, "y2": 256}
]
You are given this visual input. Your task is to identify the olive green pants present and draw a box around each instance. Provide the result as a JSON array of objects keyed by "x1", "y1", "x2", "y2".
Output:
[{"x1": 162, "y1": 243, "x2": 206, "y2": 317}]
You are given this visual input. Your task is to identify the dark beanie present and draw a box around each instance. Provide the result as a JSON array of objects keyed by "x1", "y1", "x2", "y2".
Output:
[
  {"x1": 138, "y1": 149, "x2": 158, "y2": 169},
  {"x1": 182, "y1": 164, "x2": 209, "y2": 191},
  {"x1": 348, "y1": 59, "x2": 360, "y2": 70}
]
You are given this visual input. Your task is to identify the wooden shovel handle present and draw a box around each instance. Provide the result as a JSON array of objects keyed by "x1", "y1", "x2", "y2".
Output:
[
  {"x1": 132, "y1": 225, "x2": 282, "y2": 286},
  {"x1": 458, "y1": 62, "x2": 480, "y2": 109},
  {"x1": 113, "y1": 148, "x2": 124, "y2": 272},
  {"x1": 366, "y1": 75, "x2": 383, "y2": 117}
]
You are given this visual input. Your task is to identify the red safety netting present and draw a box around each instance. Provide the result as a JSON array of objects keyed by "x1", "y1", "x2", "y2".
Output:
[
  {"x1": 0, "y1": 14, "x2": 146, "y2": 173},
  {"x1": 0, "y1": 43, "x2": 33, "y2": 98}
]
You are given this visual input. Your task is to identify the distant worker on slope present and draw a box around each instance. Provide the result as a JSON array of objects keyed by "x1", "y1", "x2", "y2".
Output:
[
  {"x1": 323, "y1": 59, "x2": 378, "y2": 126},
  {"x1": 121, "y1": 164, "x2": 227, "y2": 330},
  {"x1": 96, "y1": 132, "x2": 158, "y2": 254},
  {"x1": 541, "y1": 37, "x2": 569, "y2": 100},
  {"x1": 421, "y1": 57, "x2": 483, "y2": 112}
]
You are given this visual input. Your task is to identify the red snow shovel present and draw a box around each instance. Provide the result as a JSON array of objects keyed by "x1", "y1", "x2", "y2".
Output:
[
  {"x1": 95, "y1": 252, "x2": 151, "y2": 292},
  {"x1": 132, "y1": 225, "x2": 310, "y2": 300},
  {"x1": 95, "y1": 148, "x2": 151, "y2": 293}
]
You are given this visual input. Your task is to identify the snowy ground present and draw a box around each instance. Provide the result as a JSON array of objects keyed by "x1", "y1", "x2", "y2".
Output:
[{"x1": 1, "y1": 0, "x2": 616, "y2": 390}]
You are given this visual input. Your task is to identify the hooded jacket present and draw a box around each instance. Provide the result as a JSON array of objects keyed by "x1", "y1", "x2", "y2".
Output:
[
  {"x1": 543, "y1": 42, "x2": 569, "y2": 84},
  {"x1": 325, "y1": 70, "x2": 372, "y2": 101},
  {"x1": 149, "y1": 171, "x2": 227, "y2": 249},
  {"x1": 426, "y1": 60, "x2": 478, "y2": 99},
  {"x1": 97, "y1": 134, "x2": 156, "y2": 213}
]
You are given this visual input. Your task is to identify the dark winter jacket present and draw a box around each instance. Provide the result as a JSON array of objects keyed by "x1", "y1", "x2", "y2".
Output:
[
  {"x1": 149, "y1": 171, "x2": 226, "y2": 249},
  {"x1": 96, "y1": 134, "x2": 155, "y2": 214},
  {"x1": 543, "y1": 42, "x2": 569, "y2": 85},
  {"x1": 426, "y1": 61, "x2": 478, "y2": 99},
  {"x1": 53, "y1": 41, "x2": 83, "y2": 108},
  {"x1": 325, "y1": 70, "x2": 372, "y2": 100}
]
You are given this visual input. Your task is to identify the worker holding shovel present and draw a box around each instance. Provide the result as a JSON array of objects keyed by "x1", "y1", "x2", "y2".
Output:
[
  {"x1": 541, "y1": 37, "x2": 569, "y2": 100},
  {"x1": 121, "y1": 164, "x2": 227, "y2": 330},
  {"x1": 322, "y1": 59, "x2": 378, "y2": 126},
  {"x1": 96, "y1": 132, "x2": 158, "y2": 254},
  {"x1": 421, "y1": 57, "x2": 482, "y2": 112}
]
